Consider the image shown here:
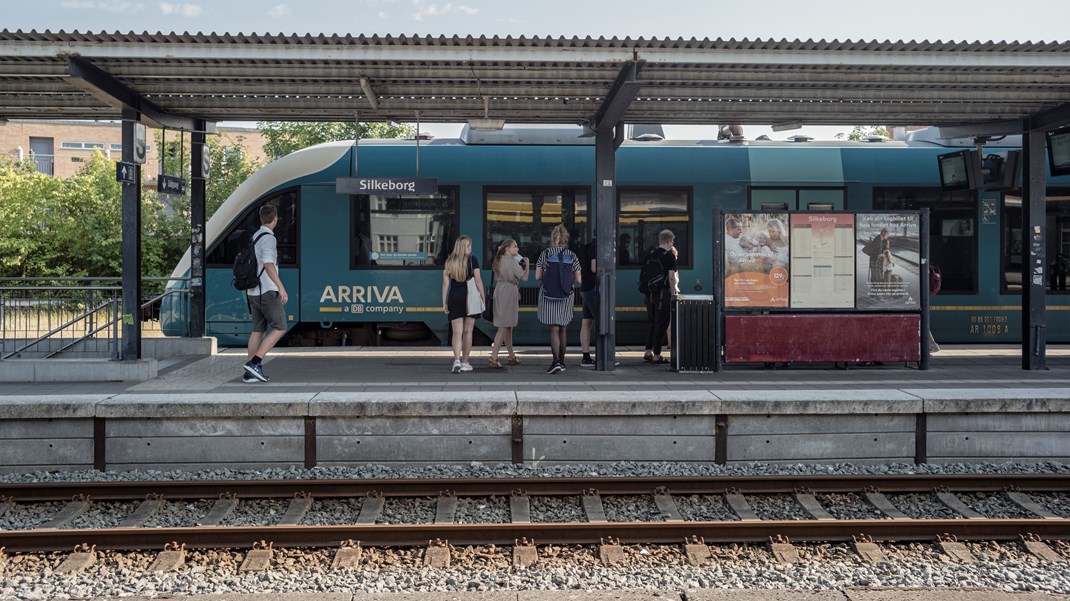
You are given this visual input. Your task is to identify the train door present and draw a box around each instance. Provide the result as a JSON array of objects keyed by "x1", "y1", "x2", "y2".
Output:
[
  {"x1": 204, "y1": 188, "x2": 300, "y2": 345},
  {"x1": 748, "y1": 187, "x2": 846, "y2": 211},
  {"x1": 299, "y1": 186, "x2": 459, "y2": 345}
]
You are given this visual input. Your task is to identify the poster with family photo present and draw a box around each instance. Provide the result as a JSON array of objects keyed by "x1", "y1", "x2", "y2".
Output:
[
  {"x1": 723, "y1": 212, "x2": 790, "y2": 308},
  {"x1": 855, "y1": 213, "x2": 921, "y2": 310}
]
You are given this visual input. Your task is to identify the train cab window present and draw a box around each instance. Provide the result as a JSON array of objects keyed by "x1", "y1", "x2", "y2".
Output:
[
  {"x1": 874, "y1": 187, "x2": 977, "y2": 294},
  {"x1": 1002, "y1": 189, "x2": 1070, "y2": 293},
  {"x1": 349, "y1": 187, "x2": 459, "y2": 268},
  {"x1": 484, "y1": 188, "x2": 589, "y2": 267},
  {"x1": 206, "y1": 188, "x2": 299, "y2": 266},
  {"x1": 618, "y1": 188, "x2": 691, "y2": 268}
]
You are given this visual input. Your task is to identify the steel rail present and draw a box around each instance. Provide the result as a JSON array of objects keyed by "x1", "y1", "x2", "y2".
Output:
[
  {"x1": 4, "y1": 474, "x2": 1068, "y2": 501},
  {"x1": 1, "y1": 519, "x2": 1067, "y2": 553}
]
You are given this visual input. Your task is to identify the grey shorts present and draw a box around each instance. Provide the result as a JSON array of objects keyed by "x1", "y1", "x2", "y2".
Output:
[
  {"x1": 249, "y1": 291, "x2": 287, "y2": 333},
  {"x1": 581, "y1": 288, "x2": 599, "y2": 320}
]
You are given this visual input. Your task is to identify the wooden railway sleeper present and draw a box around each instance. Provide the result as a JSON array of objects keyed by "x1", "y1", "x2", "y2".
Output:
[
  {"x1": 356, "y1": 491, "x2": 384, "y2": 524},
  {"x1": 683, "y1": 535, "x2": 711, "y2": 566},
  {"x1": 199, "y1": 493, "x2": 238, "y2": 526},
  {"x1": 55, "y1": 543, "x2": 96, "y2": 574},
  {"x1": 653, "y1": 486, "x2": 683, "y2": 522},
  {"x1": 768, "y1": 534, "x2": 798, "y2": 564},
  {"x1": 934, "y1": 486, "x2": 984, "y2": 519},
  {"x1": 40, "y1": 494, "x2": 91, "y2": 529},
  {"x1": 435, "y1": 490, "x2": 458, "y2": 524},
  {"x1": 582, "y1": 488, "x2": 607, "y2": 523},
  {"x1": 1004, "y1": 487, "x2": 1061, "y2": 519},
  {"x1": 509, "y1": 489, "x2": 531, "y2": 524},
  {"x1": 148, "y1": 541, "x2": 186, "y2": 573},
  {"x1": 936, "y1": 533, "x2": 976, "y2": 563},
  {"x1": 724, "y1": 487, "x2": 760, "y2": 521},
  {"x1": 863, "y1": 486, "x2": 909, "y2": 519},
  {"x1": 330, "y1": 539, "x2": 362, "y2": 570},
  {"x1": 1020, "y1": 533, "x2": 1063, "y2": 561},
  {"x1": 513, "y1": 537, "x2": 537, "y2": 569},
  {"x1": 239, "y1": 540, "x2": 274, "y2": 572},
  {"x1": 598, "y1": 536, "x2": 624, "y2": 566},
  {"x1": 278, "y1": 491, "x2": 313, "y2": 526},
  {"x1": 424, "y1": 538, "x2": 450, "y2": 568},
  {"x1": 118, "y1": 493, "x2": 165, "y2": 528},
  {"x1": 850, "y1": 533, "x2": 885, "y2": 564},
  {"x1": 794, "y1": 487, "x2": 835, "y2": 521}
]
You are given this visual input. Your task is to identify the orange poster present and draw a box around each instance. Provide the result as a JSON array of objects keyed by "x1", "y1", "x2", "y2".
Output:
[{"x1": 723, "y1": 213, "x2": 789, "y2": 308}]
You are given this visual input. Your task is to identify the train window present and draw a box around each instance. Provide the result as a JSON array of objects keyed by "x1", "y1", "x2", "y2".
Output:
[
  {"x1": 749, "y1": 187, "x2": 846, "y2": 211},
  {"x1": 484, "y1": 188, "x2": 590, "y2": 267},
  {"x1": 206, "y1": 188, "x2": 299, "y2": 266},
  {"x1": 349, "y1": 187, "x2": 459, "y2": 269},
  {"x1": 617, "y1": 188, "x2": 691, "y2": 268},
  {"x1": 873, "y1": 187, "x2": 976, "y2": 294},
  {"x1": 1002, "y1": 189, "x2": 1070, "y2": 293}
]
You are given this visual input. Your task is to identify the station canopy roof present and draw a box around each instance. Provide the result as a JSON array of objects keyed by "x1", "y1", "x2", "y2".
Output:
[{"x1": 1, "y1": 30, "x2": 1069, "y2": 131}]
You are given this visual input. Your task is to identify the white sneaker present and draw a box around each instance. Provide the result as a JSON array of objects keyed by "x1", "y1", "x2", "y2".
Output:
[
  {"x1": 451, "y1": 359, "x2": 462, "y2": 373},
  {"x1": 460, "y1": 362, "x2": 473, "y2": 372}
]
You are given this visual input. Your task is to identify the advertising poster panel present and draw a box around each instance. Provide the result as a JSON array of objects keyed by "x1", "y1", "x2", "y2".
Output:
[
  {"x1": 856, "y1": 213, "x2": 921, "y2": 310},
  {"x1": 790, "y1": 213, "x2": 855, "y2": 308},
  {"x1": 724, "y1": 213, "x2": 790, "y2": 307}
]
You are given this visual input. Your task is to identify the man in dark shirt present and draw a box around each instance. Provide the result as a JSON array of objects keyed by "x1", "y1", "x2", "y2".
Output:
[
  {"x1": 579, "y1": 237, "x2": 598, "y2": 366},
  {"x1": 644, "y1": 229, "x2": 678, "y2": 364}
]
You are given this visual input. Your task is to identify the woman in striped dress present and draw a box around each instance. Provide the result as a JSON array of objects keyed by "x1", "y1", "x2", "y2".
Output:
[{"x1": 535, "y1": 223, "x2": 581, "y2": 374}]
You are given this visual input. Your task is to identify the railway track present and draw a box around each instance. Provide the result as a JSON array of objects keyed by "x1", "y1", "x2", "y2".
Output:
[{"x1": 1, "y1": 474, "x2": 1067, "y2": 568}]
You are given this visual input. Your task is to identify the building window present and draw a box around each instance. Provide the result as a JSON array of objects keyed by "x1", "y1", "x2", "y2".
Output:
[
  {"x1": 29, "y1": 136, "x2": 54, "y2": 176},
  {"x1": 617, "y1": 188, "x2": 692, "y2": 268},
  {"x1": 484, "y1": 187, "x2": 590, "y2": 267},
  {"x1": 60, "y1": 141, "x2": 105, "y2": 150},
  {"x1": 350, "y1": 188, "x2": 459, "y2": 269},
  {"x1": 874, "y1": 187, "x2": 977, "y2": 294},
  {"x1": 1002, "y1": 189, "x2": 1070, "y2": 293}
]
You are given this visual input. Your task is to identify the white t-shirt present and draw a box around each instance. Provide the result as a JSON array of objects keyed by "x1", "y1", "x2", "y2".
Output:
[{"x1": 248, "y1": 225, "x2": 279, "y2": 295}]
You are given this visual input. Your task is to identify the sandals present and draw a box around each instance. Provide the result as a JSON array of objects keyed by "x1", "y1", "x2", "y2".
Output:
[
  {"x1": 507, "y1": 356, "x2": 521, "y2": 365},
  {"x1": 488, "y1": 357, "x2": 504, "y2": 369},
  {"x1": 651, "y1": 356, "x2": 669, "y2": 364},
  {"x1": 643, "y1": 352, "x2": 654, "y2": 362}
]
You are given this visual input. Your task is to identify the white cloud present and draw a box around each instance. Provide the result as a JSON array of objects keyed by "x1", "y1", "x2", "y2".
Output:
[
  {"x1": 159, "y1": 2, "x2": 203, "y2": 17},
  {"x1": 412, "y1": 2, "x2": 479, "y2": 21},
  {"x1": 61, "y1": 0, "x2": 142, "y2": 12},
  {"x1": 266, "y1": 3, "x2": 291, "y2": 18},
  {"x1": 377, "y1": 10, "x2": 389, "y2": 18}
]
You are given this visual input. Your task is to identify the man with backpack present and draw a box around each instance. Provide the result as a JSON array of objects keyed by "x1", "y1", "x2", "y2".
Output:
[
  {"x1": 241, "y1": 204, "x2": 288, "y2": 383},
  {"x1": 640, "y1": 229, "x2": 678, "y2": 364}
]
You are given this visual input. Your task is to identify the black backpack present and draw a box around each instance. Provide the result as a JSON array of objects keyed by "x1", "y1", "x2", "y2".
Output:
[
  {"x1": 541, "y1": 249, "x2": 575, "y2": 300},
  {"x1": 638, "y1": 248, "x2": 668, "y2": 294},
  {"x1": 233, "y1": 232, "x2": 272, "y2": 291}
]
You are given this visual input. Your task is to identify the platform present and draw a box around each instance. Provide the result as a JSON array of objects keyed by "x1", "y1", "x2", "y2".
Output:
[{"x1": 0, "y1": 345, "x2": 1068, "y2": 473}]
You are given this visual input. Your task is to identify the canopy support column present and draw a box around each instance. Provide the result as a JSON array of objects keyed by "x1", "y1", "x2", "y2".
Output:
[
  {"x1": 593, "y1": 61, "x2": 643, "y2": 372},
  {"x1": 120, "y1": 107, "x2": 142, "y2": 360},
  {"x1": 189, "y1": 120, "x2": 207, "y2": 338},
  {"x1": 1020, "y1": 129, "x2": 1047, "y2": 370}
]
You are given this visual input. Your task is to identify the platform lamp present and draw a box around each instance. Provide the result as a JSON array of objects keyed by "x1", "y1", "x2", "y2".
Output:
[{"x1": 468, "y1": 96, "x2": 505, "y2": 131}]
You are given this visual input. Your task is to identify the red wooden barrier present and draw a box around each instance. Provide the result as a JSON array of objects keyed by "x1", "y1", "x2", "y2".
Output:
[{"x1": 724, "y1": 313, "x2": 921, "y2": 364}]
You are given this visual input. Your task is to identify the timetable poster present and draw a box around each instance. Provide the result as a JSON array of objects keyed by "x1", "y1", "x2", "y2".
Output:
[
  {"x1": 723, "y1": 212, "x2": 790, "y2": 308},
  {"x1": 789, "y1": 213, "x2": 856, "y2": 308},
  {"x1": 855, "y1": 213, "x2": 921, "y2": 310}
]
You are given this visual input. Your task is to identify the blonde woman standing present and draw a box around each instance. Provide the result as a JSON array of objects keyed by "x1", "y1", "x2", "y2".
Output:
[
  {"x1": 535, "y1": 224, "x2": 581, "y2": 374},
  {"x1": 488, "y1": 239, "x2": 528, "y2": 368},
  {"x1": 442, "y1": 235, "x2": 484, "y2": 373}
]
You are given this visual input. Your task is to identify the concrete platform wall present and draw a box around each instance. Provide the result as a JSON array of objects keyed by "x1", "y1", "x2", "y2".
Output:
[{"x1": 0, "y1": 390, "x2": 1066, "y2": 472}]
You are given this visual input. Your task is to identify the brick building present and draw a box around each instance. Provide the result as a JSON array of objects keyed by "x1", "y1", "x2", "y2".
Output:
[{"x1": 0, "y1": 119, "x2": 268, "y2": 180}]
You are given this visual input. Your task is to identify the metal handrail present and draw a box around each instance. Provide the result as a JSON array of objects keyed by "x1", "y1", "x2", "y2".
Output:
[
  {"x1": 43, "y1": 299, "x2": 120, "y2": 359},
  {"x1": 1, "y1": 298, "x2": 117, "y2": 360}
]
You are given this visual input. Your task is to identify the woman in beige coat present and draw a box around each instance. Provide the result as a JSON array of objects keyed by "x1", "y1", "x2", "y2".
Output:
[{"x1": 488, "y1": 239, "x2": 528, "y2": 368}]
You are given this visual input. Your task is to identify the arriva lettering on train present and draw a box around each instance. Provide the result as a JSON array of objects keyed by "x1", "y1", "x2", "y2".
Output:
[{"x1": 320, "y1": 285, "x2": 404, "y2": 304}]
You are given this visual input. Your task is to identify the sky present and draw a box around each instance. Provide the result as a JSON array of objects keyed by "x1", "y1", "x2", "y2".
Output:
[{"x1": 6, "y1": 0, "x2": 1069, "y2": 140}]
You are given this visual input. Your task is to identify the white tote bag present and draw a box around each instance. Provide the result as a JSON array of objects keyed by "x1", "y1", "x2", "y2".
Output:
[{"x1": 465, "y1": 278, "x2": 485, "y2": 316}]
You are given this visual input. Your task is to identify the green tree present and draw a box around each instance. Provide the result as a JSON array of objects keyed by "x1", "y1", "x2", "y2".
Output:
[
  {"x1": 0, "y1": 158, "x2": 65, "y2": 277},
  {"x1": 257, "y1": 121, "x2": 414, "y2": 159},
  {"x1": 836, "y1": 125, "x2": 891, "y2": 141}
]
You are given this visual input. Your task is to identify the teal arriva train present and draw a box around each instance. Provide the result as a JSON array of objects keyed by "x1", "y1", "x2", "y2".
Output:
[{"x1": 162, "y1": 126, "x2": 1070, "y2": 347}]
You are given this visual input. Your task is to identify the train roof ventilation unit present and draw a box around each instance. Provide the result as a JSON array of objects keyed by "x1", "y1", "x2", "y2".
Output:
[
  {"x1": 864, "y1": 135, "x2": 888, "y2": 143},
  {"x1": 790, "y1": 135, "x2": 814, "y2": 143},
  {"x1": 718, "y1": 124, "x2": 745, "y2": 141},
  {"x1": 627, "y1": 124, "x2": 665, "y2": 141}
]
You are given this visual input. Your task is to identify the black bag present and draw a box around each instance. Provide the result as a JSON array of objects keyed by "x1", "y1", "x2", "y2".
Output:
[
  {"x1": 233, "y1": 231, "x2": 272, "y2": 291},
  {"x1": 861, "y1": 236, "x2": 881, "y2": 258},
  {"x1": 638, "y1": 248, "x2": 668, "y2": 294}
]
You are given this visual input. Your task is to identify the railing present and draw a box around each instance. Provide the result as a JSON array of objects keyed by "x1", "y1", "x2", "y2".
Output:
[{"x1": 0, "y1": 277, "x2": 190, "y2": 361}]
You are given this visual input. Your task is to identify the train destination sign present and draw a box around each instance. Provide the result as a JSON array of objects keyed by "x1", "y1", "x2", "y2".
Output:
[{"x1": 336, "y1": 177, "x2": 439, "y2": 195}]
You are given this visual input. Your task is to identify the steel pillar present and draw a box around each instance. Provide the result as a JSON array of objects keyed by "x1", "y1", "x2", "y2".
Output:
[
  {"x1": 120, "y1": 107, "x2": 142, "y2": 360},
  {"x1": 1020, "y1": 130, "x2": 1047, "y2": 370},
  {"x1": 189, "y1": 121, "x2": 207, "y2": 338},
  {"x1": 594, "y1": 125, "x2": 617, "y2": 371}
]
